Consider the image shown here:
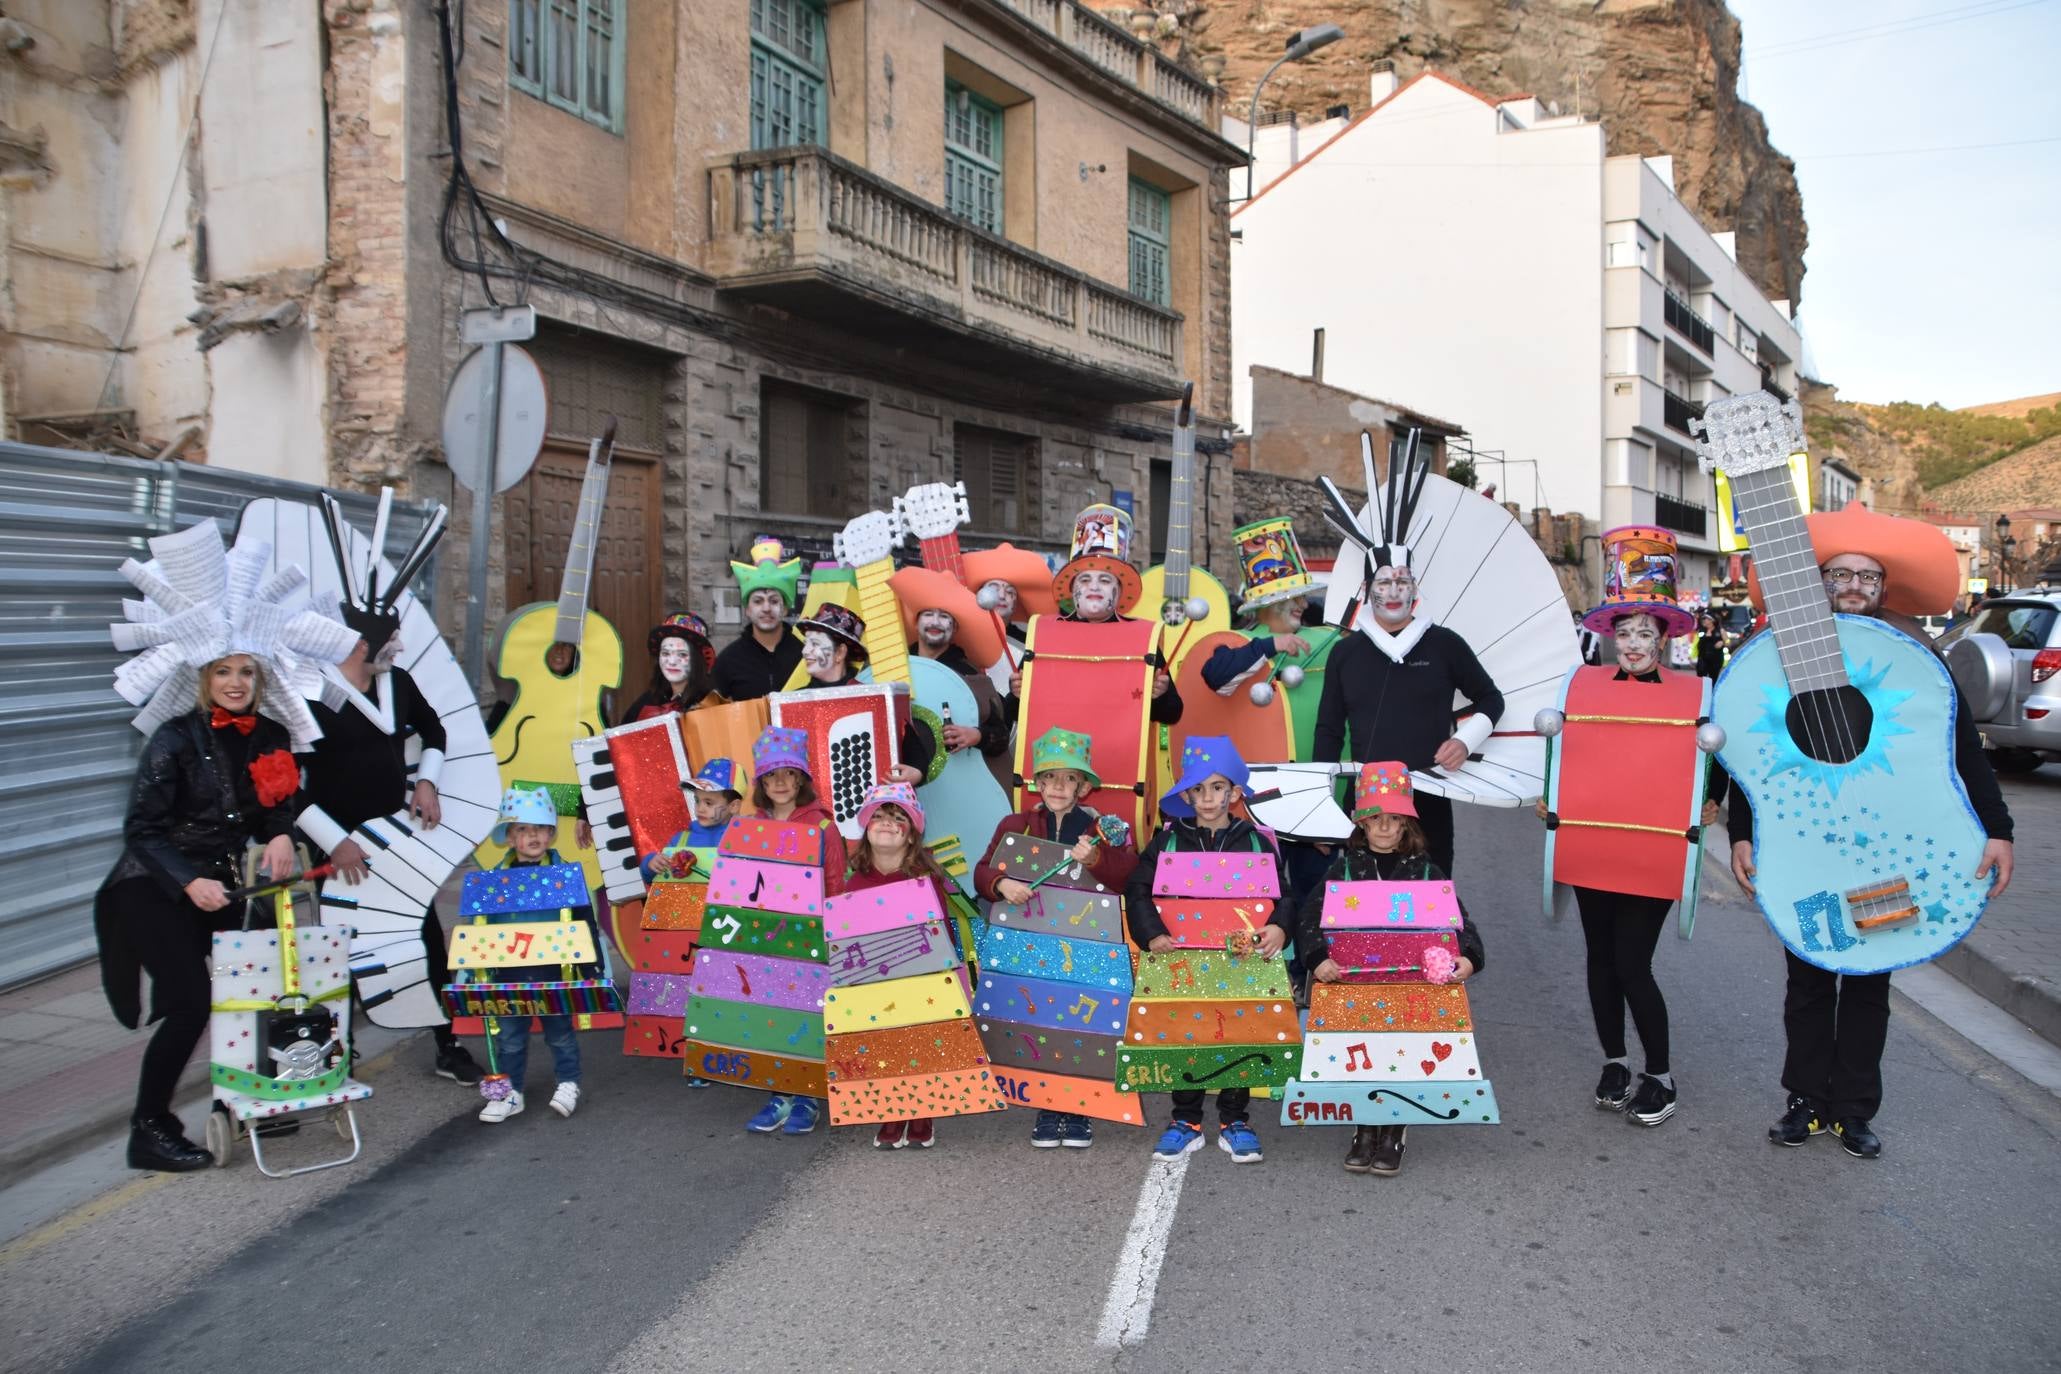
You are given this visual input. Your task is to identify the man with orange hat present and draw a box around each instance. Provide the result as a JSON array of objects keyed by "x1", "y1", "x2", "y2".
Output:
[
  {"x1": 962, "y1": 542, "x2": 1057, "y2": 709},
  {"x1": 1727, "y1": 502, "x2": 2015, "y2": 1161}
]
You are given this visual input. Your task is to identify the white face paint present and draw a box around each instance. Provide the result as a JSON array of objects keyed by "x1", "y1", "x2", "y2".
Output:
[
  {"x1": 915, "y1": 609, "x2": 955, "y2": 650},
  {"x1": 369, "y1": 631, "x2": 405, "y2": 673},
  {"x1": 801, "y1": 630, "x2": 839, "y2": 679},
  {"x1": 1072, "y1": 569, "x2": 1120, "y2": 620},
  {"x1": 745, "y1": 588, "x2": 788, "y2": 632},
  {"x1": 1370, "y1": 565, "x2": 1417, "y2": 631},
  {"x1": 981, "y1": 580, "x2": 1018, "y2": 619},
  {"x1": 657, "y1": 635, "x2": 692, "y2": 685},
  {"x1": 1613, "y1": 612, "x2": 1664, "y2": 675}
]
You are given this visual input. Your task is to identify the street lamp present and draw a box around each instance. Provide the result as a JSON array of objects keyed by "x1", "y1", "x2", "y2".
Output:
[{"x1": 1236, "y1": 23, "x2": 1345, "y2": 202}]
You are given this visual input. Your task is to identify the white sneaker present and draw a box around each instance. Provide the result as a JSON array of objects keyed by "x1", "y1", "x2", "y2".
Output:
[
  {"x1": 549, "y1": 1082, "x2": 581, "y2": 1118},
  {"x1": 478, "y1": 1090, "x2": 524, "y2": 1124}
]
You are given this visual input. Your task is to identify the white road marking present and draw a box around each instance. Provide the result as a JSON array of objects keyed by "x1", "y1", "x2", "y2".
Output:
[{"x1": 1095, "y1": 1152, "x2": 1194, "y2": 1349}]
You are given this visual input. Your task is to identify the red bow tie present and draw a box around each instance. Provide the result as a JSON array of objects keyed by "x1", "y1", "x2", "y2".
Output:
[{"x1": 210, "y1": 707, "x2": 258, "y2": 735}]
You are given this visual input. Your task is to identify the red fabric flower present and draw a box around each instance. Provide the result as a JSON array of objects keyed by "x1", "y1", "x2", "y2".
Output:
[{"x1": 249, "y1": 749, "x2": 300, "y2": 809}]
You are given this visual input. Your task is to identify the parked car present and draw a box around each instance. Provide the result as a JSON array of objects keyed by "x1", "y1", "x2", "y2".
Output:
[
  {"x1": 1938, "y1": 592, "x2": 2061, "y2": 773},
  {"x1": 1710, "y1": 600, "x2": 1757, "y2": 650}
]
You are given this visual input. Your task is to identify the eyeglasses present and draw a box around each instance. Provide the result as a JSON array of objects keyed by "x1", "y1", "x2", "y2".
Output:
[{"x1": 1822, "y1": 569, "x2": 1885, "y2": 589}]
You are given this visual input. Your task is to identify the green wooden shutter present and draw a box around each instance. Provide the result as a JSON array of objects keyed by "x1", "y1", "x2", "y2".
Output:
[
  {"x1": 507, "y1": 0, "x2": 622, "y2": 132},
  {"x1": 944, "y1": 83, "x2": 1004, "y2": 234},
  {"x1": 1128, "y1": 178, "x2": 1170, "y2": 305}
]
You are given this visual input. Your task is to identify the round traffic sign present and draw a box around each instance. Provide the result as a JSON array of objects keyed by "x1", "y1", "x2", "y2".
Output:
[{"x1": 441, "y1": 343, "x2": 548, "y2": 493}]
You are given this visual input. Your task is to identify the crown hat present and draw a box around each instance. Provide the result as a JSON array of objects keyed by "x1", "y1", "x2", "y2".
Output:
[
  {"x1": 1233, "y1": 516, "x2": 1324, "y2": 615},
  {"x1": 1053, "y1": 503, "x2": 1143, "y2": 615},
  {"x1": 1353, "y1": 760, "x2": 1418, "y2": 820},
  {"x1": 1581, "y1": 526, "x2": 1697, "y2": 637},
  {"x1": 108, "y1": 518, "x2": 361, "y2": 751},
  {"x1": 731, "y1": 536, "x2": 802, "y2": 608}
]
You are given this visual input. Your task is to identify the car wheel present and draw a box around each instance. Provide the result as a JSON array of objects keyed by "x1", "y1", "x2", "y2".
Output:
[{"x1": 1986, "y1": 747, "x2": 2044, "y2": 775}]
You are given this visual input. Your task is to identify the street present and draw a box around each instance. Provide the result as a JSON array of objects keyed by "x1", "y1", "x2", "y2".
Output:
[{"x1": 7, "y1": 796, "x2": 2060, "y2": 1374}]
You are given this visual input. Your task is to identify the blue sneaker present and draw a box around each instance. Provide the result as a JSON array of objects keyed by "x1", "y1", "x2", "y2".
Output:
[
  {"x1": 1061, "y1": 1114, "x2": 1094, "y2": 1149},
  {"x1": 1030, "y1": 1110, "x2": 1064, "y2": 1148},
  {"x1": 1218, "y1": 1120, "x2": 1263, "y2": 1163},
  {"x1": 686, "y1": 1077, "x2": 712, "y2": 1089},
  {"x1": 783, "y1": 1097, "x2": 820, "y2": 1135},
  {"x1": 1153, "y1": 1121, "x2": 1205, "y2": 1160},
  {"x1": 746, "y1": 1095, "x2": 793, "y2": 1133}
]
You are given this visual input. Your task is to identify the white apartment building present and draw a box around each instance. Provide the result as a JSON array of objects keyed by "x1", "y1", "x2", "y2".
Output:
[{"x1": 1229, "y1": 69, "x2": 1803, "y2": 592}]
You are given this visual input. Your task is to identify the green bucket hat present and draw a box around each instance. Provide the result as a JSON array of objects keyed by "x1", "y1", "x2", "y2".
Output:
[{"x1": 1029, "y1": 727, "x2": 1100, "y2": 791}]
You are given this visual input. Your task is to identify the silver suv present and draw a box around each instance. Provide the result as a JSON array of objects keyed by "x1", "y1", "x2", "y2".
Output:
[{"x1": 1940, "y1": 592, "x2": 2061, "y2": 773}]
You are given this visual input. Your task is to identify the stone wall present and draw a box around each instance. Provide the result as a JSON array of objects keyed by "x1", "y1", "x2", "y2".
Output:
[{"x1": 1239, "y1": 363, "x2": 1453, "y2": 486}]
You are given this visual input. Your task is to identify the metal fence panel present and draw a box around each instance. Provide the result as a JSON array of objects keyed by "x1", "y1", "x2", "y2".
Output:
[{"x1": 0, "y1": 443, "x2": 440, "y2": 989}]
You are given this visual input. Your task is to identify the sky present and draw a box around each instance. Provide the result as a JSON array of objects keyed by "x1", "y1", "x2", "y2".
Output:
[{"x1": 1726, "y1": 0, "x2": 2060, "y2": 408}]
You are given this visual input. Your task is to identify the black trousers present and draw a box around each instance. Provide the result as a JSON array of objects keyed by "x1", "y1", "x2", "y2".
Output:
[
  {"x1": 1574, "y1": 887, "x2": 1672, "y2": 1073},
  {"x1": 1416, "y1": 793, "x2": 1456, "y2": 876},
  {"x1": 420, "y1": 903, "x2": 456, "y2": 1047},
  {"x1": 96, "y1": 877, "x2": 217, "y2": 1120},
  {"x1": 1170, "y1": 1088, "x2": 1251, "y2": 1126},
  {"x1": 1781, "y1": 951, "x2": 1891, "y2": 1122}
]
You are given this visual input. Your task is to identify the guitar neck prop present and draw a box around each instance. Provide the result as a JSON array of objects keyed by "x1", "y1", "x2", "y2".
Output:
[{"x1": 554, "y1": 418, "x2": 618, "y2": 649}]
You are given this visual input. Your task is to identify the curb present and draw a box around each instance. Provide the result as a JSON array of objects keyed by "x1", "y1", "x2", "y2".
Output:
[{"x1": 1937, "y1": 938, "x2": 2061, "y2": 1050}]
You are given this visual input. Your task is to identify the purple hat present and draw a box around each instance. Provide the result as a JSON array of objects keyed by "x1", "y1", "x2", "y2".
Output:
[
  {"x1": 752, "y1": 725, "x2": 811, "y2": 780},
  {"x1": 1159, "y1": 734, "x2": 1250, "y2": 819},
  {"x1": 855, "y1": 780, "x2": 926, "y2": 837}
]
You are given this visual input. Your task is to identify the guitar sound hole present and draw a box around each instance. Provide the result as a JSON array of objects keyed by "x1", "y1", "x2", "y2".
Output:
[
  {"x1": 546, "y1": 643, "x2": 580, "y2": 678},
  {"x1": 1785, "y1": 686, "x2": 1874, "y2": 765}
]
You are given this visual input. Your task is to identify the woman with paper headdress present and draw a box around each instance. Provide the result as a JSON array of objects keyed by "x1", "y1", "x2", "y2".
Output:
[{"x1": 94, "y1": 520, "x2": 359, "y2": 1171}]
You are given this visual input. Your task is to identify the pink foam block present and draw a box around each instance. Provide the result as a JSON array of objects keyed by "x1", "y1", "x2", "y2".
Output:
[
  {"x1": 1151, "y1": 851, "x2": 1280, "y2": 900},
  {"x1": 688, "y1": 948, "x2": 830, "y2": 1013},
  {"x1": 821, "y1": 877, "x2": 947, "y2": 941},
  {"x1": 1319, "y1": 880, "x2": 1462, "y2": 931},
  {"x1": 717, "y1": 817, "x2": 826, "y2": 867},
  {"x1": 704, "y1": 855, "x2": 827, "y2": 916}
]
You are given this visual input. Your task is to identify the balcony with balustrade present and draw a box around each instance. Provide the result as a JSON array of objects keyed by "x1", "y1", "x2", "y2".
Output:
[{"x1": 705, "y1": 146, "x2": 1185, "y2": 400}]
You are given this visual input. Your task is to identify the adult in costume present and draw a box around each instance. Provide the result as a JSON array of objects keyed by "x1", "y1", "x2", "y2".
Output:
[
  {"x1": 624, "y1": 611, "x2": 716, "y2": 722},
  {"x1": 1035, "y1": 504, "x2": 1182, "y2": 724},
  {"x1": 712, "y1": 538, "x2": 803, "y2": 701},
  {"x1": 793, "y1": 603, "x2": 935, "y2": 785},
  {"x1": 1313, "y1": 445, "x2": 1504, "y2": 875},
  {"x1": 1723, "y1": 501, "x2": 2013, "y2": 1159},
  {"x1": 890, "y1": 565, "x2": 1011, "y2": 786},
  {"x1": 1199, "y1": 519, "x2": 1320, "y2": 701},
  {"x1": 1535, "y1": 528, "x2": 1726, "y2": 1128},
  {"x1": 294, "y1": 496, "x2": 485, "y2": 1086},
  {"x1": 94, "y1": 519, "x2": 358, "y2": 1171},
  {"x1": 962, "y1": 541, "x2": 1056, "y2": 712}
]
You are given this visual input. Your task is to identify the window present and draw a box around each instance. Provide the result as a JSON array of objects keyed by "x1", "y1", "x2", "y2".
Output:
[
  {"x1": 750, "y1": 0, "x2": 826, "y2": 149},
  {"x1": 944, "y1": 83, "x2": 1004, "y2": 234},
  {"x1": 1127, "y1": 178, "x2": 1171, "y2": 305},
  {"x1": 954, "y1": 425, "x2": 1039, "y2": 534},
  {"x1": 508, "y1": 0, "x2": 622, "y2": 132},
  {"x1": 1969, "y1": 603, "x2": 2057, "y2": 650},
  {"x1": 761, "y1": 380, "x2": 855, "y2": 518}
]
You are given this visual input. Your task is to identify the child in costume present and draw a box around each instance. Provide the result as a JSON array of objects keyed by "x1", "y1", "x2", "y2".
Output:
[
  {"x1": 844, "y1": 782, "x2": 958, "y2": 1150},
  {"x1": 1297, "y1": 762, "x2": 1483, "y2": 1175},
  {"x1": 973, "y1": 727, "x2": 1139, "y2": 1149},
  {"x1": 641, "y1": 759, "x2": 743, "y2": 883},
  {"x1": 743, "y1": 726, "x2": 844, "y2": 1136},
  {"x1": 479, "y1": 785, "x2": 591, "y2": 1124},
  {"x1": 1125, "y1": 736, "x2": 1289, "y2": 1165}
]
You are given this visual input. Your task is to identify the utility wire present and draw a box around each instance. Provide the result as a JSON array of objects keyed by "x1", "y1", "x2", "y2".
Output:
[{"x1": 1744, "y1": 0, "x2": 2053, "y2": 60}]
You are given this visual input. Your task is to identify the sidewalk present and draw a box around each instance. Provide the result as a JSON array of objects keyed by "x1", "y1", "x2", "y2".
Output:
[{"x1": 1934, "y1": 769, "x2": 2061, "y2": 1046}]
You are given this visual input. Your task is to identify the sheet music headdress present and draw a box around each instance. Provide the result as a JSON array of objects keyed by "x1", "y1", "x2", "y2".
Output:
[
  {"x1": 1319, "y1": 428, "x2": 1431, "y2": 624},
  {"x1": 318, "y1": 487, "x2": 449, "y2": 661},
  {"x1": 109, "y1": 520, "x2": 361, "y2": 749}
]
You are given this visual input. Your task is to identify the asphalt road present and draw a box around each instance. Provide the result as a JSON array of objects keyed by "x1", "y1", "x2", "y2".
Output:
[{"x1": 8, "y1": 801, "x2": 2060, "y2": 1374}]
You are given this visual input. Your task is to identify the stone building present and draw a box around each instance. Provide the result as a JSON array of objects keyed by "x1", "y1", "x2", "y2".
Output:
[{"x1": 0, "y1": 0, "x2": 1242, "y2": 676}]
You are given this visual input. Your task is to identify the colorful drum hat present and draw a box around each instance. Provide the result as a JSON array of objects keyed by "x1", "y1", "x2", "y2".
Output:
[
  {"x1": 793, "y1": 602, "x2": 869, "y2": 658},
  {"x1": 1581, "y1": 525, "x2": 1696, "y2": 637},
  {"x1": 1053, "y1": 503, "x2": 1143, "y2": 616},
  {"x1": 648, "y1": 611, "x2": 714, "y2": 669},
  {"x1": 1234, "y1": 516, "x2": 1322, "y2": 614},
  {"x1": 1352, "y1": 761, "x2": 1418, "y2": 820}
]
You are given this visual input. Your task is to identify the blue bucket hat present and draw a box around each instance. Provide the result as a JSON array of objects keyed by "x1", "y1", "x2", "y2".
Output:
[
  {"x1": 490, "y1": 784, "x2": 560, "y2": 846},
  {"x1": 684, "y1": 757, "x2": 741, "y2": 799},
  {"x1": 1159, "y1": 735, "x2": 1250, "y2": 819}
]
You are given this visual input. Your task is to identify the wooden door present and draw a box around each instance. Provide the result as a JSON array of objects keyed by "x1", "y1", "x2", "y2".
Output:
[{"x1": 505, "y1": 440, "x2": 665, "y2": 678}]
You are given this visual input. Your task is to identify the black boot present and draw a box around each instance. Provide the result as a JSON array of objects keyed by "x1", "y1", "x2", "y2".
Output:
[
  {"x1": 1343, "y1": 1126, "x2": 1379, "y2": 1173},
  {"x1": 128, "y1": 1113, "x2": 211, "y2": 1172}
]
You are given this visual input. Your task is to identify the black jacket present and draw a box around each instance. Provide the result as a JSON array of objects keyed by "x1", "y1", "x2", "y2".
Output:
[
  {"x1": 1312, "y1": 625, "x2": 1502, "y2": 770},
  {"x1": 104, "y1": 710, "x2": 297, "y2": 898},
  {"x1": 712, "y1": 630, "x2": 803, "y2": 702},
  {"x1": 1294, "y1": 846, "x2": 1485, "y2": 977},
  {"x1": 297, "y1": 667, "x2": 445, "y2": 842},
  {"x1": 1125, "y1": 817, "x2": 1286, "y2": 947}
]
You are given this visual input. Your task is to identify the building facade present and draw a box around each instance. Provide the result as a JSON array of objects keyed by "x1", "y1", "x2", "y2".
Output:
[
  {"x1": 0, "y1": 0, "x2": 1243, "y2": 678},
  {"x1": 1228, "y1": 69, "x2": 1802, "y2": 595}
]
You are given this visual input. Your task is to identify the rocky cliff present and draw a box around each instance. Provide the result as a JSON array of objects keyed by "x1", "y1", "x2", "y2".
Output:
[{"x1": 1153, "y1": 0, "x2": 1808, "y2": 305}]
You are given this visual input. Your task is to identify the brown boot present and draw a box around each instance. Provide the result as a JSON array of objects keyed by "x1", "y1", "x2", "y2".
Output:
[
  {"x1": 1343, "y1": 1126, "x2": 1379, "y2": 1173},
  {"x1": 1369, "y1": 1125, "x2": 1407, "y2": 1176}
]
